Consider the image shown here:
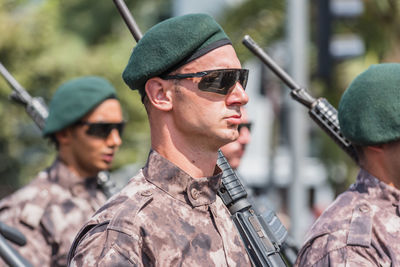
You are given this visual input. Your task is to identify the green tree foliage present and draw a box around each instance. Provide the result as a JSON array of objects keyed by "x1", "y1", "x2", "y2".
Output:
[
  {"x1": 359, "y1": 0, "x2": 400, "y2": 61},
  {"x1": 2, "y1": 0, "x2": 400, "y2": 198},
  {"x1": 0, "y1": 0, "x2": 169, "y2": 197},
  {"x1": 220, "y1": 0, "x2": 400, "y2": 195},
  {"x1": 220, "y1": 0, "x2": 285, "y2": 62},
  {"x1": 310, "y1": 0, "x2": 400, "y2": 193}
]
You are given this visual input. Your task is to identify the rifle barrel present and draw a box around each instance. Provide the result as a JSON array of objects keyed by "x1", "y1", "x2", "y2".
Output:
[
  {"x1": 242, "y1": 34, "x2": 358, "y2": 162},
  {"x1": 113, "y1": 0, "x2": 142, "y2": 42},
  {"x1": 0, "y1": 222, "x2": 26, "y2": 247},
  {"x1": 0, "y1": 63, "x2": 32, "y2": 105},
  {"x1": 242, "y1": 35, "x2": 316, "y2": 108}
]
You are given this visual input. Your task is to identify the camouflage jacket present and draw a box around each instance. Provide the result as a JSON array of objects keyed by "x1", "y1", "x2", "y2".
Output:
[
  {"x1": 68, "y1": 150, "x2": 251, "y2": 266},
  {"x1": 0, "y1": 159, "x2": 107, "y2": 266},
  {"x1": 295, "y1": 168, "x2": 400, "y2": 267}
]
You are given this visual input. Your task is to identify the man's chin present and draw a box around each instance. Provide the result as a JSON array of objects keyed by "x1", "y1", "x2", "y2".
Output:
[
  {"x1": 222, "y1": 132, "x2": 239, "y2": 144},
  {"x1": 96, "y1": 162, "x2": 112, "y2": 173},
  {"x1": 229, "y1": 158, "x2": 241, "y2": 170}
]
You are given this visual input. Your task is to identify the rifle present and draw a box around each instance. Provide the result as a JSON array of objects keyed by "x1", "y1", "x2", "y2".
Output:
[
  {"x1": 0, "y1": 222, "x2": 26, "y2": 247},
  {"x1": 112, "y1": 2, "x2": 291, "y2": 266},
  {"x1": 0, "y1": 63, "x2": 118, "y2": 198},
  {"x1": 0, "y1": 235, "x2": 32, "y2": 267},
  {"x1": 242, "y1": 35, "x2": 357, "y2": 163},
  {"x1": 0, "y1": 222, "x2": 32, "y2": 267},
  {"x1": 217, "y1": 151, "x2": 291, "y2": 266},
  {"x1": 0, "y1": 66, "x2": 44, "y2": 267},
  {"x1": 0, "y1": 63, "x2": 48, "y2": 130}
]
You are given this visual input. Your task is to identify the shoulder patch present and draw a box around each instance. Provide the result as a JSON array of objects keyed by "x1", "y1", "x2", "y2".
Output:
[
  {"x1": 19, "y1": 188, "x2": 52, "y2": 229},
  {"x1": 107, "y1": 193, "x2": 153, "y2": 238},
  {"x1": 67, "y1": 221, "x2": 110, "y2": 264},
  {"x1": 20, "y1": 203, "x2": 46, "y2": 228},
  {"x1": 347, "y1": 202, "x2": 373, "y2": 247}
]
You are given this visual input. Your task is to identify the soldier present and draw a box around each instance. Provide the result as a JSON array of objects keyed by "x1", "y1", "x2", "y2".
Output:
[
  {"x1": 0, "y1": 76, "x2": 124, "y2": 266},
  {"x1": 295, "y1": 63, "x2": 400, "y2": 266},
  {"x1": 220, "y1": 107, "x2": 251, "y2": 169},
  {"x1": 68, "y1": 14, "x2": 251, "y2": 266}
]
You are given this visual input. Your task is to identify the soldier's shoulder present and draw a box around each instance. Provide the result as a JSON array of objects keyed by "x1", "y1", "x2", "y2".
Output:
[
  {"x1": 297, "y1": 190, "x2": 374, "y2": 266},
  {"x1": 309, "y1": 187, "x2": 371, "y2": 234},
  {"x1": 87, "y1": 171, "x2": 155, "y2": 233},
  {"x1": 1, "y1": 171, "x2": 49, "y2": 202},
  {"x1": 295, "y1": 229, "x2": 347, "y2": 266},
  {"x1": 68, "y1": 172, "x2": 155, "y2": 262},
  {"x1": 0, "y1": 171, "x2": 59, "y2": 229}
]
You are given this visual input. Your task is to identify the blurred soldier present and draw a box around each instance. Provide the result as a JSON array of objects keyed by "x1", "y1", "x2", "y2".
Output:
[
  {"x1": 295, "y1": 64, "x2": 400, "y2": 266},
  {"x1": 220, "y1": 107, "x2": 251, "y2": 169},
  {"x1": 0, "y1": 76, "x2": 124, "y2": 266},
  {"x1": 68, "y1": 14, "x2": 251, "y2": 266}
]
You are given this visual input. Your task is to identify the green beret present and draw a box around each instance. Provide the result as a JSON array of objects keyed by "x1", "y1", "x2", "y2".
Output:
[
  {"x1": 122, "y1": 13, "x2": 231, "y2": 97},
  {"x1": 338, "y1": 63, "x2": 400, "y2": 145},
  {"x1": 43, "y1": 76, "x2": 117, "y2": 136}
]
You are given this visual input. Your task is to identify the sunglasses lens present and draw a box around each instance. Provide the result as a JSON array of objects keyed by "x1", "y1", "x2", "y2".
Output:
[
  {"x1": 86, "y1": 123, "x2": 125, "y2": 138},
  {"x1": 86, "y1": 124, "x2": 111, "y2": 138},
  {"x1": 239, "y1": 70, "x2": 249, "y2": 90},
  {"x1": 198, "y1": 69, "x2": 248, "y2": 95},
  {"x1": 198, "y1": 71, "x2": 226, "y2": 94},
  {"x1": 116, "y1": 123, "x2": 125, "y2": 136}
]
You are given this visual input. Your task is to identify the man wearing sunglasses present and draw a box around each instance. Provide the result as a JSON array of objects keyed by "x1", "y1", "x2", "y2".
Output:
[
  {"x1": 0, "y1": 76, "x2": 123, "y2": 266},
  {"x1": 69, "y1": 14, "x2": 251, "y2": 266}
]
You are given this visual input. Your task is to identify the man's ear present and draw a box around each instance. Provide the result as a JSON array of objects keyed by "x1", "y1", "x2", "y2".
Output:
[
  {"x1": 54, "y1": 128, "x2": 71, "y2": 145},
  {"x1": 145, "y1": 77, "x2": 173, "y2": 111}
]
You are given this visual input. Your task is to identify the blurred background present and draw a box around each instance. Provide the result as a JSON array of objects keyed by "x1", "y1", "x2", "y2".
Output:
[{"x1": 1, "y1": 0, "x2": 399, "y2": 244}]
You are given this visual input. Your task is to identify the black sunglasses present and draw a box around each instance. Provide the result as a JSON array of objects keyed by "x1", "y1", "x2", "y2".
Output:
[
  {"x1": 77, "y1": 121, "x2": 125, "y2": 138},
  {"x1": 238, "y1": 122, "x2": 252, "y2": 133},
  {"x1": 162, "y1": 68, "x2": 249, "y2": 95}
]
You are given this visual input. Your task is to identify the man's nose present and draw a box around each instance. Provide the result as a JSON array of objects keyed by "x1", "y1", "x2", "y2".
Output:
[
  {"x1": 238, "y1": 126, "x2": 251, "y2": 145},
  {"x1": 226, "y1": 82, "x2": 249, "y2": 106},
  {"x1": 107, "y1": 129, "x2": 122, "y2": 147}
]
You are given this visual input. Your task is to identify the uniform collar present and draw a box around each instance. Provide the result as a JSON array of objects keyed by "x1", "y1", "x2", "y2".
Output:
[
  {"x1": 46, "y1": 159, "x2": 100, "y2": 198},
  {"x1": 355, "y1": 168, "x2": 400, "y2": 207},
  {"x1": 143, "y1": 150, "x2": 222, "y2": 207}
]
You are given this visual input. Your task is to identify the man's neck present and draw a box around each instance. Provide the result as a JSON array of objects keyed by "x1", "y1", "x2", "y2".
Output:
[
  {"x1": 362, "y1": 161, "x2": 400, "y2": 189},
  {"x1": 151, "y1": 136, "x2": 219, "y2": 179},
  {"x1": 57, "y1": 154, "x2": 96, "y2": 180}
]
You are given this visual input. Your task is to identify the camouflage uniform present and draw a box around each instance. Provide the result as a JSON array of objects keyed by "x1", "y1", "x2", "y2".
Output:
[
  {"x1": 295, "y1": 169, "x2": 400, "y2": 267},
  {"x1": 68, "y1": 150, "x2": 251, "y2": 266},
  {"x1": 0, "y1": 159, "x2": 107, "y2": 266}
]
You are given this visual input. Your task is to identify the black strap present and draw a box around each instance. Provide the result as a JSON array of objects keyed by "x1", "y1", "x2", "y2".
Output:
[{"x1": 67, "y1": 221, "x2": 110, "y2": 265}]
